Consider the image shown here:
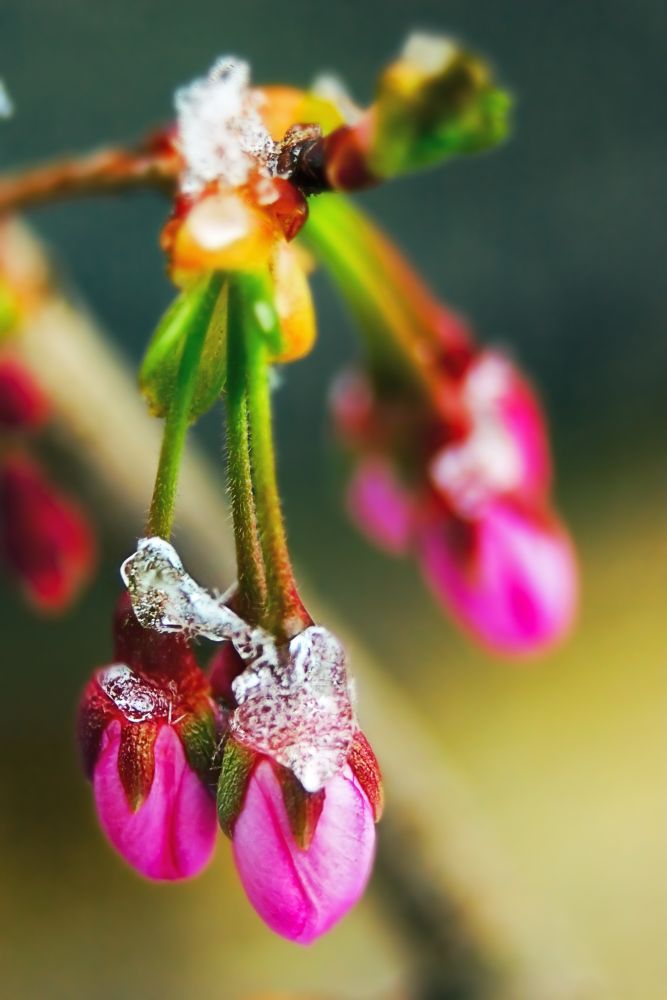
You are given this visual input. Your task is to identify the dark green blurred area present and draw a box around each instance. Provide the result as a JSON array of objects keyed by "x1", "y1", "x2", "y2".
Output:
[{"x1": 1, "y1": 2, "x2": 665, "y2": 997}]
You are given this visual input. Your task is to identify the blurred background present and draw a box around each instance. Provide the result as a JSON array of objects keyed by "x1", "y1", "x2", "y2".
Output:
[{"x1": 1, "y1": 1, "x2": 665, "y2": 997}]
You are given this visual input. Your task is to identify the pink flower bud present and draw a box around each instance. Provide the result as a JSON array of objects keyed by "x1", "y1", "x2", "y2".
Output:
[
  {"x1": 0, "y1": 355, "x2": 49, "y2": 429},
  {"x1": 0, "y1": 452, "x2": 95, "y2": 611},
  {"x1": 231, "y1": 756, "x2": 376, "y2": 944},
  {"x1": 93, "y1": 719, "x2": 217, "y2": 880},
  {"x1": 346, "y1": 457, "x2": 415, "y2": 555},
  {"x1": 78, "y1": 596, "x2": 219, "y2": 880},
  {"x1": 418, "y1": 500, "x2": 578, "y2": 656}
]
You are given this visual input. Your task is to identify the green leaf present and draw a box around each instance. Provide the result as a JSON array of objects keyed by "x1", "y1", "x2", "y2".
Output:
[{"x1": 140, "y1": 274, "x2": 228, "y2": 420}]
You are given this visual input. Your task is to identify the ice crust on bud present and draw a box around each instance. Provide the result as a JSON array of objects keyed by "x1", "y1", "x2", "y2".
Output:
[
  {"x1": 231, "y1": 626, "x2": 356, "y2": 793},
  {"x1": 122, "y1": 538, "x2": 356, "y2": 792},
  {"x1": 175, "y1": 57, "x2": 277, "y2": 195},
  {"x1": 121, "y1": 536, "x2": 268, "y2": 659},
  {"x1": 98, "y1": 663, "x2": 170, "y2": 723}
]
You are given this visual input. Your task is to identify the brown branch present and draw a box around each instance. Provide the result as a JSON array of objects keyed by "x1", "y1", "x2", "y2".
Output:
[
  {"x1": 4, "y1": 218, "x2": 601, "y2": 999},
  {"x1": 0, "y1": 145, "x2": 177, "y2": 215}
]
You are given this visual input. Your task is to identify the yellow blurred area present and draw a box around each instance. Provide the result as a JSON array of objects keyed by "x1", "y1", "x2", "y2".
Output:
[{"x1": 364, "y1": 464, "x2": 666, "y2": 998}]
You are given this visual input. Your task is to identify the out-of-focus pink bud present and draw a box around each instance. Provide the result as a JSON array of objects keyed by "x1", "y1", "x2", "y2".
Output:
[
  {"x1": 346, "y1": 457, "x2": 415, "y2": 555},
  {"x1": 0, "y1": 355, "x2": 49, "y2": 429},
  {"x1": 418, "y1": 500, "x2": 578, "y2": 656},
  {"x1": 78, "y1": 595, "x2": 219, "y2": 880},
  {"x1": 231, "y1": 757, "x2": 376, "y2": 944},
  {"x1": 0, "y1": 453, "x2": 95, "y2": 611},
  {"x1": 92, "y1": 719, "x2": 217, "y2": 880}
]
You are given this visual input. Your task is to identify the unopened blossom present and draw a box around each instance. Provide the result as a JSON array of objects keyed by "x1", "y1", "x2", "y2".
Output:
[
  {"x1": 210, "y1": 623, "x2": 382, "y2": 944},
  {"x1": 78, "y1": 594, "x2": 219, "y2": 880},
  {"x1": 0, "y1": 452, "x2": 94, "y2": 611},
  {"x1": 218, "y1": 731, "x2": 381, "y2": 944},
  {"x1": 332, "y1": 347, "x2": 577, "y2": 656}
]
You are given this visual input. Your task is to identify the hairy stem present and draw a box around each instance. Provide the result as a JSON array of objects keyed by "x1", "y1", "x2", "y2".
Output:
[
  {"x1": 240, "y1": 276, "x2": 311, "y2": 639},
  {"x1": 147, "y1": 272, "x2": 224, "y2": 538},
  {"x1": 225, "y1": 279, "x2": 268, "y2": 625}
]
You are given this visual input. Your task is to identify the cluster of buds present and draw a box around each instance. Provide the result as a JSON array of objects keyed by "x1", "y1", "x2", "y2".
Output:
[
  {"x1": 79, "y1": 538, "x2": 381, "y2": 943},
  {"x1": 0, "y1": 247, "x2": 94, "y2": 610},
  {"x1": 0, "y1": 27, "x2": 578, "y2": 945}
]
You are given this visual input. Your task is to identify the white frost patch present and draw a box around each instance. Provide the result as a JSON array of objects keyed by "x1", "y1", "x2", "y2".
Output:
[
  {"x1": 175, "y1": 57, "x2": 277, "y2": 195},
  {"x1": 231, "y1": 626, "x2": 355, "y2": 792},
  {"x1": 98, "y1": 663, "x2": 170, "y2": 723},
  {"x1": 0, "y1": 80, "x2": 13, "y2": 119},
  {"x1": 121, "y1": 538, "x2": 356, "y2": 791},
  {"x1": 430, "y1": 353, "x2": 522, "y2": 516},
  {"x1": 121, "y1": 536, "x2": 268, "y2": 658}
]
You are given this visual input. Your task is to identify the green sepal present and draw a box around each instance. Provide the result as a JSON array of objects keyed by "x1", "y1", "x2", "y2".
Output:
[
  {"x1": 177, "y1": 707, "x2": 219, "y2": 791},
  {"x1": 370, "y1": 41, "x2": 512, "y2": 178},
  {"x1": 140, "y1": 273, "x2": 227, "y2": 420},
  {"x1": 276, "y1": 765, "x2": 325, "y2": 850},
  {"x1": 216, "y1": 738, "x2": 257, "y2": 837},
  {"x1": 236, "y1": 269, "x2": 284, "y2": 358}
]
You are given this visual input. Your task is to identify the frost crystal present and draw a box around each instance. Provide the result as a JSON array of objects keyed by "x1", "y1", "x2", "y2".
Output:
[
  {"x1": 231, "y1": 626, "x2": 356, "y2": 793},
  {"x1": 175, "y1": 57, "x2": 277, "y2": 195},
  {"x1": 121, "y1": 537, "x2": 269, "y2": 659},
  {"x1": 0, "y1": 81, "x2": 13, "y2": 119},
  {"x1": 98, "y1": 663, "x2": 170, "y2": 723},
  {"x1": 429, "y1": 354, "x2": 522, "y2": 515},
  {"x1": 120, "y1": 537, "x2": 357, "y2": 791}
]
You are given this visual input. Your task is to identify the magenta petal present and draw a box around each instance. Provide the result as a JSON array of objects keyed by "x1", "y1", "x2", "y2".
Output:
[
  {"x1": 93, "y1": 721, "x2": 217, "y2": 880},
  {"x1": 233, "y1": 761, "x2": 376, "y2": 944},
  {"x1": 496, "y1": 360, "x2": 551, "y2": 500},
  {"x1": 346, "y1": 458, "x2": 415, "y2": 555},
  {"x1": 418, "y1": 502, "x2": 578, "y2": 656}
]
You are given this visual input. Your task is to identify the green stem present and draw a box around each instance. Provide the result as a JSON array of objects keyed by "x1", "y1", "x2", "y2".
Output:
[
  {"x1": 225, "y1": 279, "x2": 268, "y2": 624},
  {"x1": 244, "y1": 307, "x2": 311, "y2": 639},
  {"x1": 147, "y1": 272, "x2": 224, "y2": 538},
  {"x1": 303, "y1": 195, "x2": 465, "y2": 406}
]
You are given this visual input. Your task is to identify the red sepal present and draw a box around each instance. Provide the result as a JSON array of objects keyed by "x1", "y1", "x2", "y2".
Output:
[{"x1": 348, "y1": 730, "x2": 384, "y2": 821}]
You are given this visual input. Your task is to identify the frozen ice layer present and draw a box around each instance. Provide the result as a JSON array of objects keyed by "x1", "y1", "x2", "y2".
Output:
[
  {"x1": 231, "y1": 625, "x2": 356, "y2": 793},
  {"x1": 120, "y1": 537, "x2": 269, "y2": 659},
  {"x1": 98, "y1": 663, "x2": 170, "y2": 723},
  {"x1": 120, "y1": 538, "x2": 357, "y2": 791}
]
